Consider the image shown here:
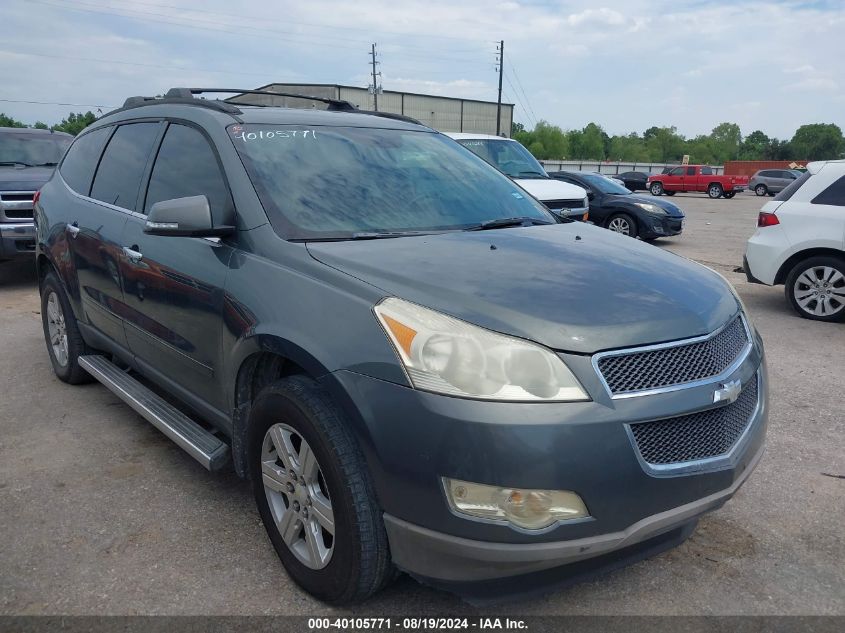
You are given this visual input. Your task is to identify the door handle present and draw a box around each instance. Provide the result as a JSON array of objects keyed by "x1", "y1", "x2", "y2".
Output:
[
  {"x1": 66, "y1": 222, "x2": 80, "y2": 238},
  {"x1": 122, "y1": 246, "x2": 143, "y2": 262}
]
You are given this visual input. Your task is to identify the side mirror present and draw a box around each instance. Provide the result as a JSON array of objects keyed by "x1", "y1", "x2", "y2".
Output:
[{"x1": 144, "y1": 195, "x2": 235, "y2": 237}]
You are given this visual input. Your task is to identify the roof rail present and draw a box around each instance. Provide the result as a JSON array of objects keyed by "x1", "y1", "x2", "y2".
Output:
[
  {"x1": 190, "y1": 88, "x2": 359, "y2": 111},
  {"x1": 119, "y1": 92, "x2": 242, "y2": 115}
]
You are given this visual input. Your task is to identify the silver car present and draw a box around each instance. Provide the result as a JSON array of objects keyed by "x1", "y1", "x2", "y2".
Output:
[{"x1": 749, "y1": 169, "x2": 803, "y2": 196}]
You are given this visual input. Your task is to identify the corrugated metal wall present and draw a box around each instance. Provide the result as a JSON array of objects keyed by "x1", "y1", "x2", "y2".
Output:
[
  {"x1": 723, "y1": 160, "x2": 808, "y2": 176},
  {"x1": 240, "y1": 84, "x2": 513, "y2": 136},
  {"x1": 540, "y1": 160, "x2": 725, "y2": 175}
]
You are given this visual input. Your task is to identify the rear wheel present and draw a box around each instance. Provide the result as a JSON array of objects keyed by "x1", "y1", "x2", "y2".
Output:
[
  {"x1": 785, "y1": 256, "x2": 845, "y2": 322},
  {"x1": 607, "y1": 213, "x2": 638, "y2": 238},
  {"x1": 708, "y1": 183, "x2": 724, "y2": 199},
  {"x1": 248, "y1": 375, "x2": 394, "y2": 604},
  {"x1": 755, "y1": 184, "x2": 768, "y2": 196},
  {"x1": 650, "y1": 182, "x2": 664, "y2": 196},
  {"x1": 40, "y1": 271, "x2": 94, "y2": 384}
]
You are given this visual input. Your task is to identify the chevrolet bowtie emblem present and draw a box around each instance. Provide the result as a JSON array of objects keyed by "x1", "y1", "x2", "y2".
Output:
[{"x1": 713, "y1": 379, "x2": 742, "y2": 404}]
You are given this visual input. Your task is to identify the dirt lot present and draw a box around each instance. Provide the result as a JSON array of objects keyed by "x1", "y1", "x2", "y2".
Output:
[{"x1": 1, "y1": 191, "x2": 843, "y2": 615}]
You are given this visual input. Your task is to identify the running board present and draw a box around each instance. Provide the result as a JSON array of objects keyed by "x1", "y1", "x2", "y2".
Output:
[{"x1": 78, "y1": 355, "x2": 230, "y2": 471}]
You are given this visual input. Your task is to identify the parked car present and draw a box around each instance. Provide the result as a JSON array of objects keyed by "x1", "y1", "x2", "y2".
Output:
[
  {"x1": 616, "y1": 171, "x2": 651, "y2": 191},
  {"x1": 647, "y1": 165, "x2": 748, "y2": 199},
  {"x1": 36, "y1": 88, "x2": 768, "y2": 604},
  {"x1": 549, "y1": 171, "x2": 685, "y2": 240},
  {"x1": 600, "y1": 173, "x2": 626, "y2": 187},
  {"x1": 745, "y1": 160, "x2": 845, "y2": 322},
  {"x1": 447, "y1": 133, "x2": 589, "y2": 220},
  {"x1": 749, "y1": 169, "x2": 803, "y2": 197},
  {"x1": 0, "y1": 127, "x2": 72, "y2": 266}
]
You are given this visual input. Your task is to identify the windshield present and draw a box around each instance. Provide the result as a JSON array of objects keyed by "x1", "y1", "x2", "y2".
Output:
[
  {"x1": 230, "y1": 125, "x2": 553, "y2": 239},
  {"x1": 580, "y1": 173, "x2": 631, "y2": 195},
  {"x1": 0, "y1": 131, "x2": 71, "y2": 166},
  {"x1": 455, "y1": 138, "x2": 547, "y2": 179}
]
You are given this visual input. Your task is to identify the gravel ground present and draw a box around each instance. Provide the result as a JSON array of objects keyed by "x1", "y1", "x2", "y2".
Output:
[{"x1": 1, "y1": 191, "x2": 843, "y2": 615}]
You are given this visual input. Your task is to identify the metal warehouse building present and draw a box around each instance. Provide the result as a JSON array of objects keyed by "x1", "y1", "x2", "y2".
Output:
[{"x1": 229, "y1": 83, "x2": 513, "y2": 136}]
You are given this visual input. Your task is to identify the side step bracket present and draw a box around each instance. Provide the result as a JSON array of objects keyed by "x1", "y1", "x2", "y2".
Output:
[{"x1": 79, "y1": 355, "x2": 230, "y2": 471}]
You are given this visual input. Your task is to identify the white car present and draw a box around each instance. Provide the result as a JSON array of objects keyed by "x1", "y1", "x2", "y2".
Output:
[
  {"x1": 744, "y1": 160, "x2": 845, "y2": 322},
  {"x1": 446, "y1": 133, "x2": 589, "y2": 220}
]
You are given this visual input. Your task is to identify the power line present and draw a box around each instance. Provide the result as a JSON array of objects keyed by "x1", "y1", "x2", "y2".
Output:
[
  {"x1": 507, "y1": 63, "x2": 539, "y2": 128},
  {"x1": 503, "y1": 74, "x2": 534, "y2": 129},
  {"x1": 0, "y1": 99, "x2": 116, "y2": 108}
]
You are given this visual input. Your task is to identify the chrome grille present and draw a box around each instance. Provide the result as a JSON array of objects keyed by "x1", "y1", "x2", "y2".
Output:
[
  {"x1": 544, "y1": 198, "x2": 585, "y2": 209},
  {"x1": 596, "y1": 316, "x2": 749, "y2": 395},
  {"x1": 629, "y1": 377, "x2": 758, "y2": 465}
]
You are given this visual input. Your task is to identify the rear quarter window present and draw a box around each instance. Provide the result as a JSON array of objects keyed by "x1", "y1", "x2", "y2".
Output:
[
  {"x1": 811, "y1": 175, "x2": 845, "y2": 207},
  {"x1": 59, "y1": 127, "x2": 111, "y2": 195},
  {"x1": 774, "y1": 171, "x2": 812, "y2": 202}
]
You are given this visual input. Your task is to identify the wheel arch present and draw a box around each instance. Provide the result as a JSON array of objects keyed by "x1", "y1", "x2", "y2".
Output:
[{"x1": 775, "y1": 247, "x2": 845, "y2": 285}]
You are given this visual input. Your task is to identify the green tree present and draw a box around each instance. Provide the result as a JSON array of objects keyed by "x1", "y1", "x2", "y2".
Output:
[
  {"x1": 740, "y1": 130, "x2": 770, "y2": 160},
  {"x1": 709, "y1": 122, "x2": 742, "y2": 163},
  {"x1": 686, "y1": 135, "x2": 717, "y2": 164},
  {"x1": 51, "y1": 111, "x2": 98, "y2": 136},
  {"x1": 33, "y1": 121, "x2": 49, "y2": 130},
  {"x1": 0, "y1": 113, "x2": 26, "y2": 128},
  {"x1": 607, "y1": 133, "x2": 650, "y2": 162},
  {"x1": 645, "y1": 126, "x2": 685, "y2": 162},
  {"x1": 789, "y1": 123, "x2": 844, "y2": 160},
  {"x1": 511, "y1": 121, "x2": 525, "y2": 137}
]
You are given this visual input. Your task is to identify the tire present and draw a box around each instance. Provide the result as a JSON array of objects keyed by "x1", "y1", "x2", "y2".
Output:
[
  {"x1": 665, "y1": 191, "x2": 676, "y2": 196},
  {"x1": 708, "y1": 183, "x2": 724, "y2": 199},
  {"x1": 755, "y1": 184, "x2": 768, "y2": 196},
  {"x1": 607, "y1": 213, "x2": 638, "y2": 238},
  {"x1": 784, "y1": 256, "x2": 845, "y2": 323},
  {"x1": 724, "y1": 192, "x2": 735, "y2": 199},
  {"x1": 248, "y1": 375, "x2": 394, "y2": 604},
  {"x1": 40, "y1": 271, "x2": 94, "y2": 384},
  {"x1": 650, "y1": 182, "x2": 664, "y2": 196}
]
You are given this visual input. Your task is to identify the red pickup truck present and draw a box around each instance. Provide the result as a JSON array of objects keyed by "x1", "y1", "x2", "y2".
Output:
[{"x1": 647, "y1": 165, "x2": 748, "y2": 199}]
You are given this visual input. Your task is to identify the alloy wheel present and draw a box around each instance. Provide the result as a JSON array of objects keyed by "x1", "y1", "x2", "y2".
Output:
[
  {"x1": 608, "y1": 217, "x2": 631, "y2": 235},
  {"x1": 261, "y1": 423, "x2": 335, "y2": 570},
  {"x1": 46, "y1": 292, "x2": 69, "y2": 367},
  {"x1": 792, "y1": 266, "x2": 845, "y2": 317}
]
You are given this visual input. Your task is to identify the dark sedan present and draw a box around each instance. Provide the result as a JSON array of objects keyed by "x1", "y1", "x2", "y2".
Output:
[
  {"x1": 616, "y1": 170, "x2": 651, "y2": 191},
  {"x1": 549, "y1": 171, "x2": 685, "y2": 240}
]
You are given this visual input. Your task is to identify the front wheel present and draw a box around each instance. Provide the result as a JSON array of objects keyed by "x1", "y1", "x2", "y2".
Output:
[
  {"x1": 708, "y1": 183, "x2": 724, "y2": 199},
  {"x1": 755, "y1": 184, "x2": 768, "y2": 196},
  {"x1": 248, "y1": 375, "x2": 394, "y2": 604},
  {"x1": 607, "y1": 213, "x2": 638, "y2": 238},
  {"x1": 650, "y1": 182, "x2": 664, "y2": 196},
  {"x1": 785, "y1": 256, "x2": 845, "y2": 322},
  {"x1": 40, "y1": 271, "x2": 94, "y2": 384}
]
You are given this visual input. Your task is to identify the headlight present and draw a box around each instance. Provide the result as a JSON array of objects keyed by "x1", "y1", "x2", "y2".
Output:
[
  {"x1": 444, "y1": 478, "x2": 589, "y2": 530},
  {"x1": 374, "y1": 297, "x2": 588, "y2": 401},
  {"x1": 634, "y1": 202, "x2": 669, "y2": 215}
]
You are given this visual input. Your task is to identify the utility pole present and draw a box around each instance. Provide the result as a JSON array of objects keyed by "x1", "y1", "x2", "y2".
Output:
[
  {"x1": 495, "y1": 40, "x2": 504, "y2": 136},
  {"x1": 370, "y1": 43, "x2": 381, "y2": 111}
]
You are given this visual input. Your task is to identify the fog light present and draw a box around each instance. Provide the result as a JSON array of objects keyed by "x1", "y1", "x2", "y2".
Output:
[{"x1": 444, "y1": 478, "x2": 589, "y2": 530}]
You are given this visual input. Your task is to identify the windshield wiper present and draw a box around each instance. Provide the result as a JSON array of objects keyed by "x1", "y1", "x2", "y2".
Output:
[
  {"x1": 34, "y1": 162, "x2": 59, "y2": 167},
  {"x1": 465, "y1": 217, "x2": 554, "y2": 231},
  {"x1": 516, "y1": 171, "x2": 547, "y2": 178},
  {"x1": 0, "y1": 161, "x2": 34, "y2": 167}
]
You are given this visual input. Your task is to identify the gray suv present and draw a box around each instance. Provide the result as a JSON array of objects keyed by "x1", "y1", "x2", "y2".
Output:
[
  {"x1": 35, "y1": 88, "x2": 768, "y2": 604},
  {"x1": 0, "y1": 127, "x2": 71, "y2": 265},
  {"x1": 749, "y1": 169, "x2": 803, "y2": 196}
]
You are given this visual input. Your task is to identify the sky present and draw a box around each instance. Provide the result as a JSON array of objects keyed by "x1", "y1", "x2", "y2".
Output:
[{"x1": 1, "y1": 0, "x2": 844, "y2": 139}]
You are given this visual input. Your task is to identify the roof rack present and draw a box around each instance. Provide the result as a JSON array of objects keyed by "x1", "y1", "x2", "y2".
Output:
[{"x1": 115, "y1": 87, "x2": 423, "y2": 125}]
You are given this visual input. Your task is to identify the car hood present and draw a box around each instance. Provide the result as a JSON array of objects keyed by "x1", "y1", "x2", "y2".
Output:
[
  {"x1": 514, "y1": 177, "x2": 586, "y2": 203},
  {"x1": 0, "y1": 165, "x2": 54, "y2": 191},
  {"x1": 606, "y1": 193, "x2": 684, "y2": 216},
  {"x1": 307, "y1": 223, "x2": 738, "y2": 354}
]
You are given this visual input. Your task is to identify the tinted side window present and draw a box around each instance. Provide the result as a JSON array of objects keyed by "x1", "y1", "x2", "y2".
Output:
[
  {"x1": 774, "y1": 172, "x2": 812, "y2": 201},
  {"x1": 700, "y1": 166, "x2": 713, "y2": 175},
  {"x1": 811, "y1": 175, "x2": 845, "y2": 207},
  {"x1": 58, "y1": 127, "x2": 111, "y2": 195},
  {"x1": 687, "y1": 167, "x2": 696, "y2": 175},
  {"x1": 144, "y1": 124, "x2": 233, "y2": 221},
  {"x1": 91, "y1": 123, "x2": 160, "y2": 210},
  {"x1": 670, "y1": 167, "x2": 684, "y2": 175}
]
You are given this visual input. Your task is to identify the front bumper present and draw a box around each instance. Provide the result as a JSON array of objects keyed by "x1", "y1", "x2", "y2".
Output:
[
  {"x1": 385, "y1": 439, "x2": 763, "y2": 582},
  {"x1": 642, "y1": 214, "x2": 684, "y2": 238},
  {"x1": 0, "y1": 222, "x2": 36, "y2": 260},
  {"x1": 327, "y1": 329, "x2": 767, "y2": 583}
]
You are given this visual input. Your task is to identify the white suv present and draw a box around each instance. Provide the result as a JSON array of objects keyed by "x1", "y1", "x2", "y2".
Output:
[
  {"x1": 446, "y1": 133, "x2": 589, "y2": 220},
  {"x1": 744, "y1": 160, "x2": 845, "y2": 322}
]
